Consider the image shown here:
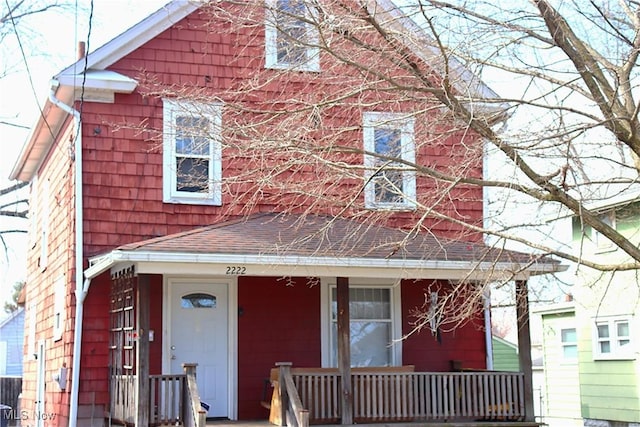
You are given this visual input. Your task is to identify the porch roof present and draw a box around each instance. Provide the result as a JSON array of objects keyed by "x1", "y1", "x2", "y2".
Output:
[{"x1": 86, "y1": 213, "x2": 564, "y2": 281}]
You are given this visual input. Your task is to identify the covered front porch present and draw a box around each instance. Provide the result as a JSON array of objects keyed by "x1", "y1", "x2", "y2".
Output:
[{"x1": 84, "y1": 214, "x2": 561, "y2": 427}]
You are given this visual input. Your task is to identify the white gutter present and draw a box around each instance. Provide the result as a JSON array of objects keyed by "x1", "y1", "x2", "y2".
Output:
[{"x1": 48, "y1": 80, "x2": 87, "y2": 427}]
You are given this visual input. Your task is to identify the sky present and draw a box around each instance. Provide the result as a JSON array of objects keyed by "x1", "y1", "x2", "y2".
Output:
[{"x1": 0, "y1": 0, "x2": 168, "y2": 317}]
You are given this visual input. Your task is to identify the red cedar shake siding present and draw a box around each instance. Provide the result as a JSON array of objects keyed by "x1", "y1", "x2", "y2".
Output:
[
  {"x1": 79, "y1": 5, "x2": 484, "y2": 262},
  {"x1": 237, "y1": 276, "x2": 322, "y2": 419},
  {"x1": 22, "y1": 118, "x2": 77, "y2": 424}
]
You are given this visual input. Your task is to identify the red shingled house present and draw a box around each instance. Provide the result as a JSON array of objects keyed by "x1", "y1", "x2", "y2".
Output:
[{"x1": 10, "y1": 1, "x2": 562, "y2": 426}]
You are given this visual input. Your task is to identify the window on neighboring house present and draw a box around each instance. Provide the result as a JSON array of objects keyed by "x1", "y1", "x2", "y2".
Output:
[
  {"x1": 265, "y1": 0, "x2": 320, "y2": 71},
  {"x1": 560, "y1": 328, "x2": 577, "y2": 360},
  {"x1": 363, "y1": 113, "x2": 416, "y2": 209},
  {"x1": 163, "y1": 99, "x2": 223, "y2": 205},
  {"x1": 593, "y1": 317, "x2": 633, "y2": 360},
  {"x1": 53, "y1": 276, "x2": 65, "y2": 341},
  {"x1": 39, "y1": 179, "x2": 50, "y2": 270},
  {"x1": 593, "y1": 210, "x2": 616, "y2": 251},
  {"x1": 330, "y1": 286, "x2": 397, "y2": 367}
]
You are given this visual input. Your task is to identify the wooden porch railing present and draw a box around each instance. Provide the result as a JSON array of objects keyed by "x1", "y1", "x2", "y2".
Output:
[
  {"x1": 271, "y1": 365, "x2": 526, "y2": 424},
  {"x1": 182, "y1": 363, "x2": 207, "y2": 427},
  {"x1": 111, "y1": 364, "x2": 205, "y2": 426},
  {"x1": 111, "y1": 374, "x2": 136, "y2": 424},
  {"x1": 149, "y1": 374, "x2": 184, "y2": 425}
]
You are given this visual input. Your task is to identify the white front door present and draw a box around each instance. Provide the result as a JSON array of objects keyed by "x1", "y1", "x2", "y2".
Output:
[{"x1": 169, "y1": 281, "x2": 229, "y2": 418}]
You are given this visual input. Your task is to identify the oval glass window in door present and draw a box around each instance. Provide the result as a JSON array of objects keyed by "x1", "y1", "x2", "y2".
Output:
[{"x1": 181, "y1": 293, "x2": 217, "y2": 308}]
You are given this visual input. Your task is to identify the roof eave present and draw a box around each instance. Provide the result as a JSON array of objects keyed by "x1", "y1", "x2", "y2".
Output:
[
  {"x1": 87, "y1": 249, "x2": 564, "y2": 282},
  {"x1": 56, "y1": 0, "x2": 199, "y2": 74},
  {"x1": 9, "y1": 83, "x2": 75, "y2": 182},
  {"x1": 10, "y1": 71, "x2": 138, "y2": 182}
]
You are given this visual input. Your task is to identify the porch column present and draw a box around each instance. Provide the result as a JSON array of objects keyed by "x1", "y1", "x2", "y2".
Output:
[
  {"x1": 336, "y1": 277, "x2": 353, "y2": 425},
  {"x1": 515, "y1": 279, "x2": 534, "y2": 422},
  {"x1": 135, "y1": 274, "x2": 150, "y2": 426}
]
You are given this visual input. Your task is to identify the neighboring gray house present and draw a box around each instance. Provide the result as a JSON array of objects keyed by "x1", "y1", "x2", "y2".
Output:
[{"x1": 0, "y1": 308, "x2": 25, "y2": 376}]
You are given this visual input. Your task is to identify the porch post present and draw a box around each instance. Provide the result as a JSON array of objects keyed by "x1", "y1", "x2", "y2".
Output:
[
  {"x1": 336, "y1": 277, "x2": 353, "y2": 425},
  {"x1": 135, "y1": 274, "x2": 150, "y2": 426},
  {"x1": 515, "y1": 279, "x2": 534, "y2": 422}
]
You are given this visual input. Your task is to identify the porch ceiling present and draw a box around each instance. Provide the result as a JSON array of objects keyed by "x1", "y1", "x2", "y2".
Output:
[{"x1": 86, "y1": 213, "x2": 564, "y2": 281}]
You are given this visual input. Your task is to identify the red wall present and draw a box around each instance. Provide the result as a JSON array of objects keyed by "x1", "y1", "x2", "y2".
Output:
[
  {"x1": 401, "y1": 280, "x2": 487, "y2": 371},
  {"x1": 237, "y1": 277, "x2": 321, "y2": 420}
]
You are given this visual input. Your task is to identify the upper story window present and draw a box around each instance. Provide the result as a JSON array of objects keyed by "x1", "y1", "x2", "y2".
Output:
[
  {"x1": 363, "y1": 112, "x2": 416, "y2": 210},
  {"x1": 265, "y1": 0, "x2": 320, "y2": 71},
  {"x1": 593, "y1": 316, "x2": 633, "y2": 360},
  {"x1": 39, "y1": 178, "x2": 50, "y2": 270},
  {"x1": 594, "y1": 210, "x2": 615, "y2": 252},
  {"x1": 560, "y1": 327, "x2": 577, "y2": 360},
  {"x1": 163, "y1": 99, "x2": 223, "y2": 205}
]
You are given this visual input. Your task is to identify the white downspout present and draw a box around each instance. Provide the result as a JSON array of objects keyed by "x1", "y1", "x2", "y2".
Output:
[
  {"x1": 48, "y1": 80, "x2": 88, "y2": 427},
  {"x1": 483, "y1": 287, "x2": 494, "y2": 370}
]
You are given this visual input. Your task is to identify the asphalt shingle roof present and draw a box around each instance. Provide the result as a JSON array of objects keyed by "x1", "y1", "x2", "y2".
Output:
[{"x1": 117, "y1": 213, "x2": 558, "y2": 269}]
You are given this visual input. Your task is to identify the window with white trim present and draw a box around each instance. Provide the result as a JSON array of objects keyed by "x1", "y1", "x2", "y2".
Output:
[
  {"x1": 593, "y1": 317, "x2": 633, "y2": 360},
  {"x1": 330, "y1": 286, "x2": 395, "y2": 367},
  {"x1": 163, "y1": 99, "x2": 223, "y2": 205},
  {"x1": 53, "y1": 276, "x2": 65, "y2": 341},
  {"x1": 265, "y1": 0, "x2": 320, "y2": 71},
  {"x1": 594, "y1": 210, "x2": 616, "y2": 251},
  {"x1": 27, "y1": 301, "x2": 36, "y2": 359},
  {"x1": 363, "y1": 112, "x2": 416, "y2": 209},
  {"x1": 39, "y1": 179, "x2": 50, "y2": 270},
  {"x1": 560, "y1": 327, "x2": 577, "y2": 360}
]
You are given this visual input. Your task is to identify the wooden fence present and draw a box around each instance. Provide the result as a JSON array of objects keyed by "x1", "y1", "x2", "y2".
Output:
[{"x1": 0, "y1": 376, "x2": 22, "y2": 412}]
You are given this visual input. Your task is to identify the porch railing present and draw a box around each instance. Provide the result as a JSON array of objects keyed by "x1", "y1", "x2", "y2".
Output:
[
  {"x1": 110, "y1": 365, "x2": 205, "y2": 426},
  {"x1": 150, "y1": 374, "x2": 185, "y2": 425},
  {"x1": 273, "y1": 366, "x2": 525, "y2": 424}
]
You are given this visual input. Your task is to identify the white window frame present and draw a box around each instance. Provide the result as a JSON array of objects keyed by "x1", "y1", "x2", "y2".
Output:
[
  {"x1": 320, "y1": 278, "x2": 402, "y2": 367},
  {"x1": 592, "y1": 316, "x2": 634, "y2": 360},
  {"x1": 363, "y1": 112, "x2": 416, "y2": 210},
  {"x1": 40, "y1": 179, "x2": 50, "y2": 270},
  {"x1": 53, "y1": 276, "x2": 65, "y2": 341},
  {"x1": 560, "y1": 327, "x2": 577, "y2": 361},
  {"x1": 29, "y1": 176, "x2": 38, "y2": 250},
  {"x1": 27, "y1": 301, "x2": 36, "y2": 360},
  {"x1": 594, "y1": 210, "x2": 616, "y2": 252},
  {"x1": 162, "y1": 99, "x2": 223, "y2": 205},
  {"x1": 265, "y1": 0, "x2": 320, "y2": 71}
]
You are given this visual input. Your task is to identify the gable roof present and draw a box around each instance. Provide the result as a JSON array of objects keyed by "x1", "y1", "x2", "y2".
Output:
[
  {"x1": 0, "y1": 307, "x2": 25, "y2": 330},
  {"x1": 86, "y1": 213, "x2": 563, "y2": 281},
  {"x1": 10, "y1": 0, "x2": 504, "y2": 182}
]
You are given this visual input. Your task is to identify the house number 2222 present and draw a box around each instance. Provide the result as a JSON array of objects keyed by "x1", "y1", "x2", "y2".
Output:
[{"x1": 225, "y1": 266, "x2": 246, "y2": 275}]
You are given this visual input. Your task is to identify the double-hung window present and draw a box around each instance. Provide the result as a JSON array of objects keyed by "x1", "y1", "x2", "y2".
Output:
[
  {"x1": 163, "y1": 99, "x2": 222, "y2": 205},
  {"x1": 560, "y1": 328, "x2": 577, "y2": 360},
  {"x1": 593, "y1": 317, "x2": 633, "y2": 360},
  {"x1": 328, "y1": 285, "x2": 400, "y2": 367},
  {"x1": 363, "y1": 112, "x2": 416, "y2": 209},
  {"x1": 265, "y1": 0, "x2": 320, "y2": 71}
]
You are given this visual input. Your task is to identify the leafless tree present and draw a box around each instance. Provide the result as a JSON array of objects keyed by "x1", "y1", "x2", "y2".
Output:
[
  {"x1": 0, "y1": 1, "x2": 73, "y2": 241},
  {"x1": 125, "y1": 0, "x2": 640, "y2": 328}
]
